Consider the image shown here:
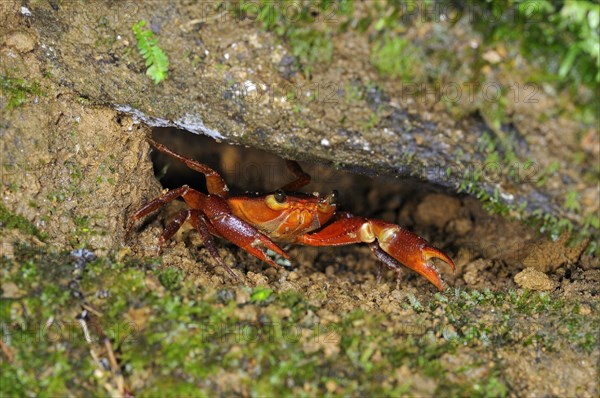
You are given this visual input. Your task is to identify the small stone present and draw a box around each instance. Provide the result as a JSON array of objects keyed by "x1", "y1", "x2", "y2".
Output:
[
  {"x1": 71, "y1": 248, "x2": 96, "y2": 268},
  {"x1": 522, "y1": 234, "x2": 586, "y2": 273},
  {"x1": 5, "y1": 31, "x2": 36, "y2": 53},
  {"x1": 325, "y1": 380, "x2": 337, "y2": 393},
  {"x1": 20, "y1": 6, "x2": 32, "y2": 16},
  {"x1": 447, "y1": 217, "x2": 472, "y2": 236},
  {"x1": 279, "y1": 308, "x2": 292, "y2": 318},
  {"x1": 514, "y1": 267, "x2": 557, "y2": 291},
  {"x1": 246, "y1": 271, "x2": 269, "y2": 286},
  {"x1": 235, "y1": 289, "x2": 250, "y2": 305},
  {"x1": 325, "y1": 265, "x2": 335, "y2": 278},
  {"x1": 463, "y1": 259, "x2": 489, "y2": 286},
  {"x1": 482, "y1": 50, "x2": 502, "y2": 64},
  {"x1": 1, "y1": 282, "x2": 24, "y2": 298},
  {"x1": 578, "y1": 304, "x2": 591, "y2": 316},
  {"x1": 216, "y1": 289, "x2": 235, "y2": 303}
]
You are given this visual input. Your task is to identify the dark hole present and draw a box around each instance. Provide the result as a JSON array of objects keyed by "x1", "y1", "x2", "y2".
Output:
[{"x1": 149, "y1": 127, "x2": 452, "y2": 232}]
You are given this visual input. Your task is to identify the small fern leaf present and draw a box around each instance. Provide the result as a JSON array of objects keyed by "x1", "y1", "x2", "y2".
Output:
[{"x1": 132, "y1": 20, "x2": 169, "y2": 84}]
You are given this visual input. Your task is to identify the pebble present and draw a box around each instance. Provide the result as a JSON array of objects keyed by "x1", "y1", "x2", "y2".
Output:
[
  {"x1": 415, "y1": 193, "x2": 461, "y2": 229},
  {"x1": 5, "y1": 31, "x2": 36, "y2": 53},
  {"x1": 514, "y1": 267, "x2": 557, "y2": 291},
  {"x1": 287, "y1": 271, "x2": 300, "y2": 281},
  {"x1": 325, "y1": 265, "x2": 335, "y2": 278},
  {"x1": 235, "y1": 289, "x2": 250, "y2": 305}
]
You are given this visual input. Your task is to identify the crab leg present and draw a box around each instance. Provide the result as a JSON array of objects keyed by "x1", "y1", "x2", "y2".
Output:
[
  {"x1": 297, "y1": 215, "x2": 455, "y2": 291},
  {"x1": 207, "y1": 213, "x2": 291, "y2": 269},
  {"x1": 188, "y1": 210, "x2": 241, "y2": 281},
  {"x1": 279, "y1": 160, "x2": 311, "y2": 192},
  {"x1": 126, "y1": 185, "x2": 190, "y2": 237},
  {"x1": 181, "y1": 192, "x2": 292, "y2": 270},
  {"x1": 157, "y1": 209, "x2": 191, "y2": 254},
  {"x1": 147, "y1": 138, "x2": 230, "y2": 197},
  {"x1": 369, "y1": 242, "x2": 404, "y2": 279}
]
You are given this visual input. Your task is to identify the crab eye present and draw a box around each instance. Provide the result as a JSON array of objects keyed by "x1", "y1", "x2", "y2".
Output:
[
  {"x1": 274, "y1": 189, "x2": 286, "y2": 203},
  {"x1": 318, "y1": 190, "x2": 338, "y2": 213},
  {"x1": 266, "y1": 190, "x2": 290, "y2": 210}
]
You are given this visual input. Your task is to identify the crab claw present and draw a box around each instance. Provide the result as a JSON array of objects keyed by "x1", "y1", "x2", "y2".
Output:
[
  {"x1": 298, "y1": 215, "x2": 455, "y2": 290},
  {"x1": 369, "y1": 220, "x2": 455, "y2": 291}
]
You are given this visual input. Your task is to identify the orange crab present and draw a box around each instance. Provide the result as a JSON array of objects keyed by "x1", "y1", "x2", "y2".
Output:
[{"x1": 126, "y1": 139, "x2": 455, "y2": 290}]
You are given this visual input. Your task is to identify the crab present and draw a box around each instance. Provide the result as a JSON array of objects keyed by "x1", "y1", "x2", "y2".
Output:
[{"x1": 126, "y1": 139, "x2": 455, "y2": 290}]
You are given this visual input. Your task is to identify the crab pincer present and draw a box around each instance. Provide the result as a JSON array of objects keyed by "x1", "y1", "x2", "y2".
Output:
[{"x1": 298, "y1": 216, "x2": 455, "y2": 290}]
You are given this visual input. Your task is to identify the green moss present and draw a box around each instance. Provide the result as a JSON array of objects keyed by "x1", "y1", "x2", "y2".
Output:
[
  {"x1": 536, "y1": 160, "x2": 561, "y2": 187},
  {"x1": 0, "y1": 245, "x2": 101, "y2": 397},
  {"x1": 140, "y1": 381, "x2": 210, "y2": 398},
  {"x1": 0, "y1": 203, "x2": 47, "y2": 240},
  {"x1": 0, "y1": 74, "x2": 43, "y2": 109},
  {"x1": 158, "y1": 267, "x2": 183, "y2": 291},
  {"x1": 476, "y1": 1, "x2": 599, "y2": 85},
  {"x1": 286, "y1": 27, "x2": 333, "y2": 77},
  {"x1": 225, "y1": 0, "x2": 336, "y2": 77},
  {"x1": 428, "y1": 288, "x2": 599, "y2": 354},
  {"x1": 370, "y1": 36, "x2": 422, "y2": 81},
  {"x1": 564, "y1": 190, "x2": 582, "y2": 213},
  {"x1": 456, "y1": 132, "x2": 597, "y2": 254},
  {"x1": 344, "y1": 81, "x2": 364, "y2": 103},
  {"x1": 70, "y1": 215, "x2": 104, "y2": 248},
  {"x1": 2, "y1": 244, "x2": 597, "y2": 396},
  {"x1": 250, "y1": 286, "x2": 273, "y2": 303}
]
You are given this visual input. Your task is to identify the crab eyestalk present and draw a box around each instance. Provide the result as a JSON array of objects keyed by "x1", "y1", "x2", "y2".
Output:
[{"x1": 369, "y1": 220, "x2": 455, "y2": 291}]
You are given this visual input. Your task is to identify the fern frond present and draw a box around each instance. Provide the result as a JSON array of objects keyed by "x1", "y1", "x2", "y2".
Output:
[{"x1": 132, "y1": 20, "x2": 169, "y2": 84}]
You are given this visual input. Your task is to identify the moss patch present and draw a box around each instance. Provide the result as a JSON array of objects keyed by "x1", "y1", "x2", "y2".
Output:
[
  {"x1": 0, "y1": 204, "x2": 47, "y2": 241},
  {"x1": 0, "y1": 74, "x2": 43, "y2": 110},
  {"x1": 1, "y1": 244, "x2": 597, "y2": 396}
]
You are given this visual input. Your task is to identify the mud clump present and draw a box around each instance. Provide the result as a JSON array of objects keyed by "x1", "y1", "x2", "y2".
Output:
[
  {"x1": 514, "y1": 267, "x2": 557, "y2": 291},
  {"x1": 3, "y1": 30, "x2": 36, "y2": 53},
  {"x1": 521, "y1": 234, "x2": 588, "y2": 273}
]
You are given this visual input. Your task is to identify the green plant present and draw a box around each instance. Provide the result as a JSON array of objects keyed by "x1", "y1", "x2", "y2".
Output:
[
  {"x1": 473, "y1": 1, "x2": 599, "y2": 86},
  {"x1": 1, "y1": 74, "x2": 43, "y2": 109},
  {"x1": 554, "y1": 2, "x2": 599, "y2": 82},
  {"x1": 0, "y1": 203, "x2": 47, "y2": 240},
  {"x1": 370, "y1": 36, "x2": 421, "y2": 81},
  {"x1": 251, "y1": 286, "x2": 273, "y2": 303},
  {"x1": 132, "y1": 20, "x2": 169, "y2": 84},
  {"x1": 564, "y1": 190, "x2": 582, "y2": 213}
]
